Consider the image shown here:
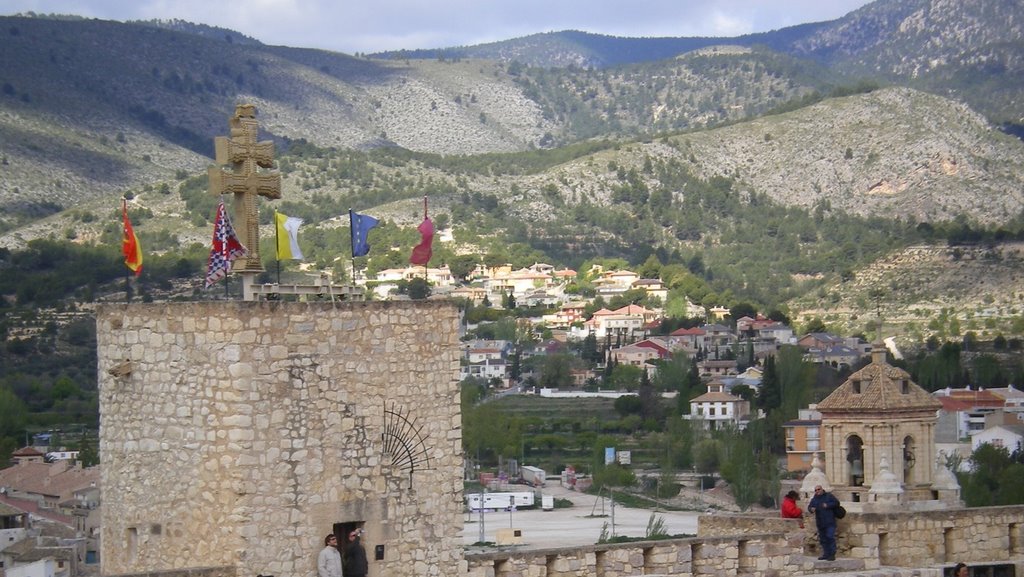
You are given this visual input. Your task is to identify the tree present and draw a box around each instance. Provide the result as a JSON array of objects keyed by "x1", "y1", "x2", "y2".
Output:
[
  {"x1": 0, "y1": 386, "x2": 26, "y2": 438},
  {"x1": 637, "y1": 369, "x2": 661, "y2": 422},
  {"x1": 756, "y1": 355, "x2": 780, "y2": 410},
  {"x1": 637, "y1": 254, "x2": 662, "y2": 279},
  {"x1": 959, "y1": 443, "x2": 1015, "y2": 507},
  {"x1": 610, "y1": 363, "x2": 642, "y2": 391},
  {"x1": 776, "y1": 345, "x2": 814, "y2": 418},
  {"x1": 447, "y1": 254, "x2": 478, "y2": 281},
  {"x1": 720, "y1": 433, "x2": 758, "y2": 511},
  {"x1": 540, "y1": 354, "x2": 574, "y2": 389},
  {"x1": 653, "y1": 352, "x2": 689, "y2": 393},
  {"x1": 613, "y1": 395, "x2": 643, "y2": 416},
  {"x1": 803, "y1": 318, "x2": 827, "y2": 334},
  {"x1": 405, "y1": 277, "x2": 431, "y2": 299},
  {"x1": 694, "y1": 438, "x2": 720, "y2": 475},
  {"x1": 581, "y1": 333, "x2": 601, "y2": 365},
  {"x1": 729, "y1": 302, "x2": 757, "y2": 325}
]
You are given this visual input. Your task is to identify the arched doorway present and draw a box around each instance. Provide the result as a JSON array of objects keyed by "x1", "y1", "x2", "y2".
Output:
[{"x1": 847, "y1": 435, "x2": 864, "y2": 486}]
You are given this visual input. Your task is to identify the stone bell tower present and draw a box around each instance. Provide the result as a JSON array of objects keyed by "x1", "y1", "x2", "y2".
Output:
[{"x1": 815, "y1": 342, "x2": 943, "y2": 503}]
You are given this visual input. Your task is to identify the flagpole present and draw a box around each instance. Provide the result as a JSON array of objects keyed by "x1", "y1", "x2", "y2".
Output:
[
  {"x1": 275, "y1": 210, "x2": 281, "y2": 285},
  {"x1": 123, "y1": 198, "x2": 131, "y2": 303},
  {"x1": 349, "y1": 208, "x2": 356, "y2": 285},
  {"x1": 422, "y1": 196, "x2": 428, "y2": 281}
]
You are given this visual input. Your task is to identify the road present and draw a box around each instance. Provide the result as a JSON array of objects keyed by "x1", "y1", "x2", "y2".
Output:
[{"x1": 462, "y1": 483, "x2": 701, "y2": 550}]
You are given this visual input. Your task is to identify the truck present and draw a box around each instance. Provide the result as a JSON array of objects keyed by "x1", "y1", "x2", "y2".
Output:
[
  {"x1": 541, "y1": 494, "x2": 554, "y2": 511},
  {"x1": 521, "y1": 465, "x2": 546, "y2": 487},
  {"x1": 465, "y1": 491, "x2": 535, "y2": 511}
]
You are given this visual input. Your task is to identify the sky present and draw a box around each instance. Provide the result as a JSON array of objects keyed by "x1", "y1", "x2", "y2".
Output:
[{"x1": 2, "y1": 0, "x2": 875, "y2": 55}]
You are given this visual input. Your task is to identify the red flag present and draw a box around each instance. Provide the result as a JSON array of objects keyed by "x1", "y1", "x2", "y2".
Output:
[
  {"x1": 410, "y1": 217, "x2": 434, "y2": 266},
  {"x1": 122, "y1": 201, "x2": 143, "y2": 276},
  {"x1": 205, "y1": 201, "x2": 248, "y2": 288}
]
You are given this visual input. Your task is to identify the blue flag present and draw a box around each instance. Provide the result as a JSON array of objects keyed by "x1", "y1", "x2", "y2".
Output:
[{"x1": 350, "y1": 209, "x2": 380, "y2": 257}]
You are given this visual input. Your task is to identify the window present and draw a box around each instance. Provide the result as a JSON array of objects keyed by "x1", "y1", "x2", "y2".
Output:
[
  {"x1": 807, "y1": 439, "x2": 820, "y2": 451},
  {"x1": 807, "y1": 427, "x2": 820, "y2": 439},
  {"x1": 852, "y1": 380, "x2": 861, "y2": 394},
  {"x1": 901, "y1": 380, "x2": 909, "y2": 394}
]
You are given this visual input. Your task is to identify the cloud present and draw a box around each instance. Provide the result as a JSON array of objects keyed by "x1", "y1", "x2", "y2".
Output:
[{"x1": 1, "y1": 0, "x2": 872, "y2": 54}]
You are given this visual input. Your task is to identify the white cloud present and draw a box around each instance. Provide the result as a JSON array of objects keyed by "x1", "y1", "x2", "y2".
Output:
[{"x1": 1, "y1": 0, "x2": 872, "y2": 54}]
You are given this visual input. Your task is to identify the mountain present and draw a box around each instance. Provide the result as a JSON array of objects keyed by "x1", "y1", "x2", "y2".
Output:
[
  {"x1": 381, "y1": 0, "x2": 1024, "y2": 124},
  {"x1": 2, "y1": 0, "x2": 1024, "y2": 340}
]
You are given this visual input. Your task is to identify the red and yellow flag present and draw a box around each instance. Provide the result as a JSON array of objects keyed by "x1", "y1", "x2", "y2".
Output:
[{"x1": 122, "y1": 200, "x2": 143, "y2": 276}]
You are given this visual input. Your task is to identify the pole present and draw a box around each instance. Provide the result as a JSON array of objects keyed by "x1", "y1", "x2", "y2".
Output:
[
  {"x1": 349, "y1": 209, "x2": 356, "y2": 286},
  {"x1": 422, "y1": 196, "x2": 429, "y2": 281},
  {"x1": 274, "y1": 211, "x2": 281, "y2": 285},
  {"x1": 611, "y1": 488, "x2": 616, "y2": 537},
  {"x1": 122, "y1": 198, "x2": 131, "y2": 303},
  {"x1": 478, "y1": 488, "x2": 486, "y2": 544}
]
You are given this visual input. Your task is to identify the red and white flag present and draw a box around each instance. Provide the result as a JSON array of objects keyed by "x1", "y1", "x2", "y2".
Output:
[{"x1": 205, "y1": 201, "x2": 248, "y2": 288}]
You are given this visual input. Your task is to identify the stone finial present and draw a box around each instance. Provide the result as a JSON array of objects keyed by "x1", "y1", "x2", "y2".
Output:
[
  {"x1": 800, "y1": 452, "x2": 831, "y2": 495},
  {"x1": 869, "y1": 453, "x2": 903, "y2": 495},
  {"x1": 931, "y1": 450, "x2": 961, "y2": 491}
]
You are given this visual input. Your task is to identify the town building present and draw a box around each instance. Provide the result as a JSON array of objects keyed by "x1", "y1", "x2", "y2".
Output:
[
  {"x1": 784, "y1": 407, "x2": 822, "y2": 472},
  {"x1": 686, "y1": 378, "x2": 752, "y2": 430}
]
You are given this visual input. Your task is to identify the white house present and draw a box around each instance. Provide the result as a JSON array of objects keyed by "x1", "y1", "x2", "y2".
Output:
[
  {"x1": 971, "y1": 424, "x2": 1024, "y2": 453},
  {"x1": 685, "y1": 379, "x2": 751, "y2": 430}
]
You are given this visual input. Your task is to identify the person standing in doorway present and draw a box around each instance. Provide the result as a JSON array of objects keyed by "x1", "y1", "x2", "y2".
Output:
[
  {"x1": 807, "y1": 485, "x2": 840, "y2": 561},
  {"x1": 317, "y1": 534, "x2": 342, "y2": 577},
  {"x1": 343, "y1": 528, "x2": 368, "y2": 577}
]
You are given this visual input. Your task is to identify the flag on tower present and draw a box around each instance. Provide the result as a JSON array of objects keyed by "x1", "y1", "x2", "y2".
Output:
[
  {"x1": 275, "y1": 212, "x2": 304, "y2": 260},
  {"x1": 205, "y1": 201, "x2": 248, "y2": 288},
  {"x1": 409, "y1": 197, "x2": 433, "y2": 266},
  {"x1": 410, "y1": 217, "x2": 434, "y2": 266},
  {"x1": 350, "y1": 209, "x2": 380, "y2": 258},
  {"x1": 122, "y1": 200, "x2": 143, "y2": 276}
]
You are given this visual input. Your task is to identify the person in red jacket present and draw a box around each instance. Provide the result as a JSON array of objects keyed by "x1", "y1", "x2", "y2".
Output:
[{"x1": 781, "y1": 490, "x2": 804, "y2": 527}]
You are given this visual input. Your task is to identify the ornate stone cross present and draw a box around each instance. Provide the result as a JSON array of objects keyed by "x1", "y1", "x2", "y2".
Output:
[{"x1": 208, "y1": 104, "x2": 281, "y2": 272}]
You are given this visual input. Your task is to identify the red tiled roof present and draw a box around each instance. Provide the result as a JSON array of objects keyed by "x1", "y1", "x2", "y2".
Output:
[
  {"x1": 937, "y1": 396, "x2": 1005, "y2": 411},
  {"x1": 670, "y1": 327, "x2": 705, "y2": 336},
  {"x1": 12, "y1": 447, "x2": 45, "y2": 457}
]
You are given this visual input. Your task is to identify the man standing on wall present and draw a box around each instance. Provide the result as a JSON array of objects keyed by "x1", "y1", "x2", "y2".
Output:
[
  {"x1": 807, "y1": 485, "x2": 840, "y2": 561},
  {"x1": 344, "y1": 529, "x2": 368, "y2": 577},
  {"x1": 318, "y1": 534, "x2": 342, "y2": 577}
]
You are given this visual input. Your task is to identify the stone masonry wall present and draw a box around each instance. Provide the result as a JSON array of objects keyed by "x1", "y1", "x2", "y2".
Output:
[
  {"x1": 466, "y1": 507, "x2": 1024, "y2": 577},
  {"x1": 96, "y1": 301, "x2": 463, "y2": 577}
]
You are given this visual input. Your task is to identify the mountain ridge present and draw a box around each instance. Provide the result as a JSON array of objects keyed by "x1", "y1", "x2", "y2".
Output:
[{"x1": 2, "y1": 1, "x2": 1024, "y2": 340}]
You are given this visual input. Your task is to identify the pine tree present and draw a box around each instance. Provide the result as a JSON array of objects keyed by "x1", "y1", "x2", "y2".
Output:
[{"x1": 757, "y1": 355, "x2": 781, "y2": 410}]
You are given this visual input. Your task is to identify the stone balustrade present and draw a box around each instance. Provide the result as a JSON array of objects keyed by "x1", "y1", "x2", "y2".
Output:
[{"x1": 466, "y1": 506, "x2": 1024, "y2": 577}]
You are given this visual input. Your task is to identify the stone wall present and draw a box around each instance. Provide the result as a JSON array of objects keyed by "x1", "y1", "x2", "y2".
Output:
[
  {"x1": 466, "y1": 507, "x2": 1024, "y2": 577},
  {"x1": 96, "y1": 301, "x2": 463, "y2": 577},
  {"x1": 465, "y1": 534, "x2": 801, "y2": 577},
  {"x1": 847, "y1": 505, "x2": 1024, "y2": 568}
]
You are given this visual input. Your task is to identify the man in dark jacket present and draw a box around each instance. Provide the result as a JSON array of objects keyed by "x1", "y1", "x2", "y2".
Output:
[
  {"x1": 807, "y1": 485, "x2": 840, "y2": 560},
  {"x1": 343, "y1": 528, "x2": 368, "y2": 577}
]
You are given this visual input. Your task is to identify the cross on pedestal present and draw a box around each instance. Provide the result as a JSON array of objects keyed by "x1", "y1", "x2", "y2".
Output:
[{"x1": 208, "y1": 104, "x2": 281, "y2": 272}]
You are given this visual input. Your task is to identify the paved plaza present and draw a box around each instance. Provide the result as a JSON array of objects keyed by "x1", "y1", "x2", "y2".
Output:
[{"x1": 462, "y1": 484, "x2": 702, "y2": 550}]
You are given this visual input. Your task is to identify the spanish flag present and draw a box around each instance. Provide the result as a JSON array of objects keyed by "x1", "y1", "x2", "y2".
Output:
[{"x1": 122, "y1": 200, "x2": 143, "y2": 276}]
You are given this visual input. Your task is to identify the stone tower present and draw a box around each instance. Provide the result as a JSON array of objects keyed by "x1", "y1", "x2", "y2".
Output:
[
  {"x1": 97, "y1": 301, "x2": 463, "y2": 577},
  {"x1": 815, "y1": 342, "x2": 942, "y2": 502}
]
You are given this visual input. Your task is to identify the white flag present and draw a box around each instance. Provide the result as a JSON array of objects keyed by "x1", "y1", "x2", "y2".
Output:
[{"x1": 275, "y1": 212, "x2": 304, "y2": 260}]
